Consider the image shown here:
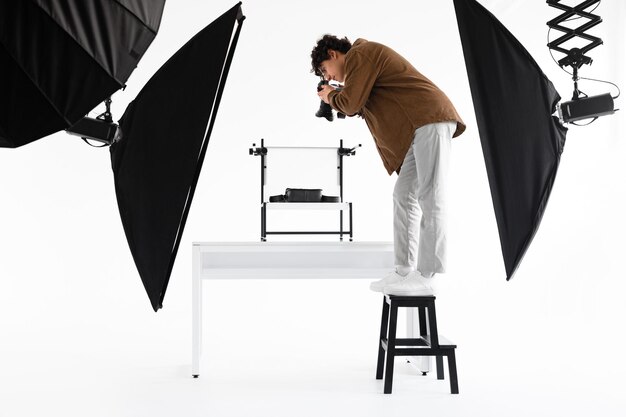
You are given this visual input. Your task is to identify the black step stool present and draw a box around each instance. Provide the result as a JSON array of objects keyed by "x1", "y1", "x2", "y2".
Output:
[{"x1": 376, "y1": 295, "x2": 459, "y2": 394}]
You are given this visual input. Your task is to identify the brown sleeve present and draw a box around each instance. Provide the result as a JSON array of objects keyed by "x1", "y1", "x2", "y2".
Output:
[{"x1": 329, "y1": 51, "x2": 378, "y2": 116}]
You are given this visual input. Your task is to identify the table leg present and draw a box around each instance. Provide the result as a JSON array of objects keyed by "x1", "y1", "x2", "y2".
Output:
[
  {"x1": 192, "y1": 246, "x2": 202, "y2": 377},
  {"x1": 407, "y1": 308, "x2": 431, "y2": 374}
]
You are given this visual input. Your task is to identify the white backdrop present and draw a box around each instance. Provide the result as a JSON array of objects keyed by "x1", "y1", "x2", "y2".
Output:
[{"x1": 0, "y1": 1, "x2": 624, "y2": 416}]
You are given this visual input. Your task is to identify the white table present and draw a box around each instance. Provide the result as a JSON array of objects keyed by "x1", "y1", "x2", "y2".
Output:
[{"x1": 191, "y1": 241, "x2": 428, "y2": 377}]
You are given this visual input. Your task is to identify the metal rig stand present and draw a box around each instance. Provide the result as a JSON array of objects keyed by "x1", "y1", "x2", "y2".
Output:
[{"x1": 249, "y1": 139, "x2": 360, "y2": 242}]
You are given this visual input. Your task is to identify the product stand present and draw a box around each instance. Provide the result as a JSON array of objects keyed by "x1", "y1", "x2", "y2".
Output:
[{"x1": 249, "y1": 139, "x2": 360, "y2": 241}]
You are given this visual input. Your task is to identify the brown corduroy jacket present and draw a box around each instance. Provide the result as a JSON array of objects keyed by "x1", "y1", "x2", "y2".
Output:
[{"x1": 328, "y1": 38, "x2": 466, "y2": 175}]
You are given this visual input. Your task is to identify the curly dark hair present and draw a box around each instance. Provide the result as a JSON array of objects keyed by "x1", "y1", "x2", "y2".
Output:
[{"x1": 310, "y1": 34, "x2": 352, "y2": 77}]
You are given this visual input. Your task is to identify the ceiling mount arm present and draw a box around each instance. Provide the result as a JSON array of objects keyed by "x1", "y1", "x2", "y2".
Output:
[{"x1": 546, "y1": 0, "x2": 603, "y2": 71}]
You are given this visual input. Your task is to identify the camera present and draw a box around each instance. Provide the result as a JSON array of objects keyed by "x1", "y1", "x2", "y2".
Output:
[{"x1": 316, "y1": 80, "x2": 345, "y2": 121}]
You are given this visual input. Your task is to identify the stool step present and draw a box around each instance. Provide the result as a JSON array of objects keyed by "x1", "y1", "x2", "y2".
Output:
[
  {"x1": 381, "y1": 336, "x2": 456, "y2": 349},
  {"x1": 381, "y1": 340, "x2": 456, "y2": 356},
  {"x1": 421, "y1": 335, "x2": 457, "y2": 348},
  {"x1": 385, "y1": 295, "x2": 436, "y2": 307},
  {"x1": 395, "y1": 338, "x2": 429, "y2": 347},
  {"x1": 386, "y1": 295, "x2": 436, "y2": 300}
]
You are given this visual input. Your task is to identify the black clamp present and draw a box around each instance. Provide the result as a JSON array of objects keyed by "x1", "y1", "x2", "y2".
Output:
[
  {"x1": 338, "y1": 143, "x2": 361, "y2": 156},
  {"x1": 249, "y1": 143, "x2": 267, "y2": 156}
]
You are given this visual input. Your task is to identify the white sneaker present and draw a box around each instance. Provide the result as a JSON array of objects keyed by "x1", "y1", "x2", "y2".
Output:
[
  {"x1": 369, "y1": 270, "x2": 407, "y2": 293},
  {"x1": 383, "y1": 271, "x2": 434, "y2": 296}
]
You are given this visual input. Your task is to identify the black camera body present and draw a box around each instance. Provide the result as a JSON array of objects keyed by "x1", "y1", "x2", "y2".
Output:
[{"x1": 316, "y1": 80, "x2": 345, "y2": 121}]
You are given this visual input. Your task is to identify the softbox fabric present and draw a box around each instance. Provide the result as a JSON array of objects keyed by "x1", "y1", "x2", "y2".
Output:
[
  {"x1": 453, "y1": 0, "x2": 568, "y2": 279},
  {"x1": 111, "y1": 4, "x2": 241, "y2": 311},
  {"x1": 0, "y1": 0, "x2": 165, "y2": 148}
]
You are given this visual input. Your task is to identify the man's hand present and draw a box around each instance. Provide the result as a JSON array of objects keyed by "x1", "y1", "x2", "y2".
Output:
[{"x1": 317, "y1": 84, "x2": 335, "y2": 104}]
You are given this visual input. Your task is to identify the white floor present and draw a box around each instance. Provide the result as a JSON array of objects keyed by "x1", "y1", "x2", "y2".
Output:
[{"x1": 1, "y1": 276, "x2": 624, "y2": 417}]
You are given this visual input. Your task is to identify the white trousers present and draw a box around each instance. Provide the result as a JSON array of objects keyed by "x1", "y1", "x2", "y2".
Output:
[{"x1": 393, "y1": 122, "x2": 455, "y2": 275}]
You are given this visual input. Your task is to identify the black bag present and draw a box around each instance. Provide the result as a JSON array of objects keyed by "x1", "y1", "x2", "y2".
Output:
[
  {"x1": 284, "y1": 188, "x2": 322, "y2": 202},
  {"x1": 269, "y1": 188, "x2": 340, "y2": 203}
]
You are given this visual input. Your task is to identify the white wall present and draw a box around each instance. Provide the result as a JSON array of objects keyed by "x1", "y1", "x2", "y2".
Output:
[{"x1": 0, "y1": 0, "x2": 624, "y2": 414}]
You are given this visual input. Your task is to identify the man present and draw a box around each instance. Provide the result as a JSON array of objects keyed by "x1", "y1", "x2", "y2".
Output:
[{"x1": 312, "y1": 35, "x2": 465, "y2": 296}]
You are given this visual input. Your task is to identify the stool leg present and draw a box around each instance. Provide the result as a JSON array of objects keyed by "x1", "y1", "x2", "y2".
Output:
[
  {"x1": 417, "y1": 306, "x2": 431, "y2": 375},
  {"x1": 447, "y1": 350, "x2": 459, "y2": 394},
  {"x1": 426, "y1": 301, "x2": 439, "y2": 348},
  {"x1": 384, "y1": 303, "x2": 399, "y2": 394},
  {"x1": 376, "y1": 297, "x2": 390, "y2": 380},
  {"x1": 436, "y1": 356, "x2": 444, "y2": 380},
  {"x1": 418, "y1": 306, "x2": 427, "y2": 337}
]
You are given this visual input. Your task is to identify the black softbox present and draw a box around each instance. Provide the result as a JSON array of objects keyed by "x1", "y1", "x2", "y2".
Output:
[
  {"x1": 0, "y1": 0, "x2": 165, "y2": 148},
  {"x1": 454, "y1": 0, "x2": 568, "y2": 279},
  {"x1": 111, "y1": 3, "x2": 245, "y2": 311}
]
